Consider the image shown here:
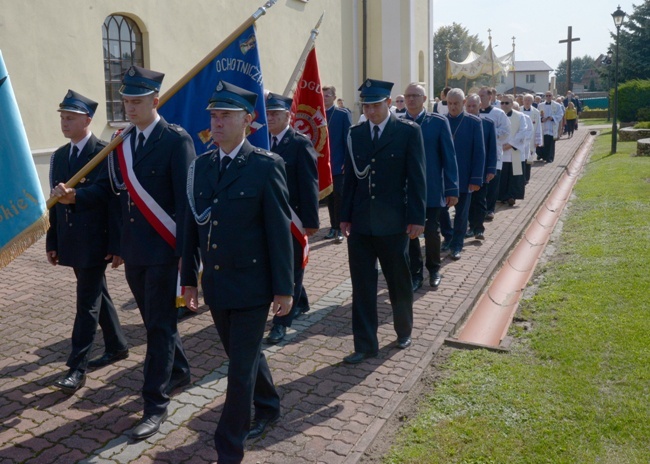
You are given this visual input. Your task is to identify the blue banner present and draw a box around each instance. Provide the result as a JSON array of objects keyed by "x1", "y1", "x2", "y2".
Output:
[
  {"x1": 0, "y1": 50, "x2": 48, "y2": 267},
  {"x1": 159, "y1": 25, "x2": 269, "y2": 154}
]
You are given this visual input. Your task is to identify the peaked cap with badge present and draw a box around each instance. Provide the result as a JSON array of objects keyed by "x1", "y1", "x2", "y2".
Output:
[
  {"x1": 119, "y1": 65, "x2": 164, "y2": 96},
  {"x1": 358, "y1": 78, "x2": 394, "y2": 104},
  {"x1": 265, "y1": 92, "x2": 293, "y2": 111},
  {"x1": 206, "y1": 80, "x2": 257, "y2": 114},
  {"x1": 58, "y1": 90, "x2": 98, "y2": 118}
]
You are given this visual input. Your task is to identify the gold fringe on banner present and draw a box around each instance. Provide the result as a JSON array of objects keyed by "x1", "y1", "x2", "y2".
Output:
[{"x1": 0, "y1": 213, "x2": 49, "y2": 268}]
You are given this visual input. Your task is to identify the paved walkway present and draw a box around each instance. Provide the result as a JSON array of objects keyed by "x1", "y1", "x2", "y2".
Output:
[{"x1": 0, "y1": 129, "x2": 592, "y2": 464}]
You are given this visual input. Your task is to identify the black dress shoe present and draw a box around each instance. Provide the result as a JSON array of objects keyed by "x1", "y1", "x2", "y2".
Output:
[
  {"x1": 131, "y1": 410, "x2": 168, "y2": 440},
  {"x1": 441, "y1": 241, "x2": 451, "y2": 251},
  {"x1": 165, "y1": 374, "x2": 191, "y2": 395},
  {"x1": 397, "y1": 337, "x2": 412, "y2": 349},
  {"x1": 450, "y1": 250, "x2": 461, "y2": 260},
  {"x1": 266, "y1": 324, "x2": 286, "y2": 344},
  {"x1": 485, "y1": 212, "x2": 495, "y2": 221},
  {"x1": 474, "y1": 231, "x2": 485, "y2": 241},
  {"x1": 248, "y1": 412, "x2": 280, "y2": 439},
  {"x1": 465, "y1": 229, "x2": 475, "y2": 238},
  {"x1": 343, "y1": 351, "x2": 377, "y2": 364},
  {"x1": 335, "y1": 230, "x2": 344, "y2": 243},
  {"x1": 324, "y1": 228, "x2": 336, "y2": 239},
  {"x1": 87, "y1": 349, "x2": 129, "y2": 368},
  {"x1": 411, "y1": 276, "x2": 423, "y2": 292},
  {"x1": 429, "y1": 272, "x2": 442, "y2": 289},
  {"x1": 54, "y1": 369, "x2": 86, "y2": 394}
]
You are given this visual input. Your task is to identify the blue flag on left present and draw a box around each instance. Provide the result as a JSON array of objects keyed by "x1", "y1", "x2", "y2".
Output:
[
  {"x1": 159, "y1": 24, "x2": 269, "y2": 155},
  {"x1": 0, "y1": 50, "x2": 48, "y2": 268}
]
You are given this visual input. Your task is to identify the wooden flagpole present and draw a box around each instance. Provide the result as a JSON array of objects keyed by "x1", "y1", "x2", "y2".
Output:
[
  {"x1": 47, "y1": 0, "x2": 278, "y2": 210},
  {"x1": 282, "y1": 12, "x2": 325, "y2": 97}
]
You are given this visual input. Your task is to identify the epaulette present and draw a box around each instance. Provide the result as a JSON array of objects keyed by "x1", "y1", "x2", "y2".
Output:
[
  {"x1": 466, "y1": 113, "x2": 481, "y2": 122},
  {"x1": 350, "y1": 122, "x2": 364, "y2": 130},
  {"x1": 295, "y1": 131, "x2": 309, "y2": 139},
  {"x1": 168, "y1": 124, "x2": 185, "y2": 134},
  {"x1": 397, "y1": 118, "x2": 416, "y2": 126},
  {"x1": 429, "y1": 112, "x2": 447, "y2": 122},
  {"x1": 253, "y1": 147, "x2": 273, "y2": 157}
]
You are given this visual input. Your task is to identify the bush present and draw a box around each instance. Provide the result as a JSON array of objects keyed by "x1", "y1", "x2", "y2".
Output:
[
  {"x1": 615, "y1": 79, "x2": 650, "y2": 122},
  {"x1": 633, "y1": 121, "x2": 650, "y2": 129},
  {"x1": 636, "y1": 107, "x2": 650, "y2": 122}
]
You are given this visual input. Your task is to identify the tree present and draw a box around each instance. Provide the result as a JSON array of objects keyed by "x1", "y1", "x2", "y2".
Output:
[
  {"x1": 433, "y1": 23, "x2": 485, "y2": 97},
  {"x1": 615, "y1": 0, "x2": 650, "y2": 83},
  {"x1": 554, "y1": 55, "x2": 596, "y2": 94}
]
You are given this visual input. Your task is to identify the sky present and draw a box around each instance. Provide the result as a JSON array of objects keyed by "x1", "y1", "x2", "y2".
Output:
[{"x1": 433, "y1": 0, "x2": 637, "y2": 75}]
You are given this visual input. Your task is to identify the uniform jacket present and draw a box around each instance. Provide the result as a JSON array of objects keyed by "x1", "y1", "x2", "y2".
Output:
[
  {"x1": 271, "y1": 127, "x2": 320, "y2": 229},
  {"x1": 75, "y1": 117, "x2": 196, "y2": 266},
  {"x1": 446, "y1": 112, "x2": 486, "y2": 193},
  {"x1": 46, "y1": 134, "x2": 119, "y2": 268},
  {"x1": 403, "y1": 110, "x2": 459, "y2": 208},
  {"x1": 181, "y1": 140, "x2": 294, "y2": 310},
  {"x1": 341, "y1": 114, "x2": 426, "y2": 235},
  {"x1": 325, "y1": 105, "x2": 352, "y2": 176}
]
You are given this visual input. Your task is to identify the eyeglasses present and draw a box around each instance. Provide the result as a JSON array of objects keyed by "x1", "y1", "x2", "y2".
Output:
[
  {"x1": 501, "y1": 102, "x2": 511, "y2": 105},
  {"x1": 396, "y1": 100, "x2": 405, "y2": 103},
  {"x1": 545, "y1": 94, "x2": 552, "y2": 97},
  {"x1": 404, "y1": 94, "x2": 425, "y2": 99}
]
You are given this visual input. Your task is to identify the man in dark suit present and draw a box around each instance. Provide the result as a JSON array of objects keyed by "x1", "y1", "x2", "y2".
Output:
[
  {"x1": 47, "y1": 90, "x2": 128, "y2": 394},
  {"x1": 322, "y1": 86, "x2": 352, "y2": 243},
  {"x1": 340, "y1": 78, "x2": 426, "y2": 364},
  {"x1": 465, "y1": 93, "x2": 497, "y2": 241},
  {"x1": 401, "y1": 83, "x2": 459, "y2": 291},
  {"x1": 182, "y1": 81, "x2": 294, "y2": 464},
  {"x1": 264, "y1": 93, "x2": 319, "y2": 344},
  {"x1": 53, "y1": 66, "x2": 195, "y2": 439}
]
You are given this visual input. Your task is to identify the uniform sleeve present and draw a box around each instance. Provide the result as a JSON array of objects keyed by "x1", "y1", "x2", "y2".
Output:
[
  {"x1": 263, "y1": 157, "x2": 294, "y2": 296},
  {"x1": 470, "y1": 120, "x2": 486, "y2": 186},
  {"x1": 340, "y1": 129, "x2": 356, "y2": 223},
  {"x1": 171, "y1": 133, "x2": 197, "y2": 258},
  {"x1": 406, "y1": 124, "x2": 426, "y2": 226},
  {"x1": 439, "y1": 117, "x2": 460, "y2": 198},
  {"x1": 180, "y1": 202, "x2": 201, "y2": 288},
  {"x1": 297, "y1": 139, "x2": 320, "y2": 229}
]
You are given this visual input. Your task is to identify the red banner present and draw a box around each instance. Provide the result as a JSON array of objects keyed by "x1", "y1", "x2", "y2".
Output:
[{"x1": 290, "y1": 48, "x2": 333, "y2": 199}]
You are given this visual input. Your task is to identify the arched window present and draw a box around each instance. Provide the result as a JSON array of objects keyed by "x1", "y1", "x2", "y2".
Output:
[{"x1": 102, "y1": 15, "x2": 144, "y2": 122}]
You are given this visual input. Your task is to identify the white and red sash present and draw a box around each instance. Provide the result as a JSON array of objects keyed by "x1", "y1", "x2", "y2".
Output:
[
  {"x1": 290, "y1": 209, "x2": 309, "y2": 269},
  {"x1": 115, "y1": 133, "x2": 176, "y2": 249}
]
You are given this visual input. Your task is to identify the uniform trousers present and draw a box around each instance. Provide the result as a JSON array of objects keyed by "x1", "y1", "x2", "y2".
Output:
[
  {"x1": 486, "y1": 169, "x2": 502, "y2": 214},
  {"x1": 125, "y1": 262, "x2": 190, "y2": 415},
  {"x1": 272, "y1": 235, "x2": 308, "y2": 327},
  {"x1": 211, "y1": 304, "x2": 280, "y2": 464},
  {"x1": 327, "y1": 174, "x2": 344, "y2": 230},
  {"x1": 348, "y1": 232, "x2": 413, "y2": 354},
  {"x1": 409, "y1": 207, "x2": 443, "y2": 279},
  {"x1": 468, "y1": 183, "x2": 489, "y2": 234},
  {"x1": 67, "y1": 264, "x2": 127, "y2": 372},
  {"x1": 448, "y1": 192, "x2": 472, "y2": 253}
]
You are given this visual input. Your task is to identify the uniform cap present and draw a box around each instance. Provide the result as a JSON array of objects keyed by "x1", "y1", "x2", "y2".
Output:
[
  {"x1": 58, "y1": 90, "x2": 98, "y2": 117},
  {"x1": 119, "y1": 66, "x2": 164, "y2": 96},
  {"x1": 206, "y1": 80, "x2": 257, "y2": 114},
  {"x1": 358, "y1": 78, "x2": 393, "y2": 104},
  {"x1": 265, "y1": 92, "x2": 293, "y2": 111}
]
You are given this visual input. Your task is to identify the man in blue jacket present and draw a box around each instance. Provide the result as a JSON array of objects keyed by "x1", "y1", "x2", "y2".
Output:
[{"x1": 401, "y1": 83, "x2": 459, "y2": 290}]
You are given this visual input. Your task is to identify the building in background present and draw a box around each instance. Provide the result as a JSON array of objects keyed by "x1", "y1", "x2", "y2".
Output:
[
  {"x1": 0, "y1": 0, "x2": 434, "y2": 195},
  {"x1": 496, "y1": 60, "x2": 553, "y2": 95}
]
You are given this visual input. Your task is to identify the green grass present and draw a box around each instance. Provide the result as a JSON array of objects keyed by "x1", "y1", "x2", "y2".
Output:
[
  {"x1": 579, "y1": 118, "x2": 610, "y2": 126},
  {"x1": 384, "y1": 136, "x2": 650, "y2": 464}
]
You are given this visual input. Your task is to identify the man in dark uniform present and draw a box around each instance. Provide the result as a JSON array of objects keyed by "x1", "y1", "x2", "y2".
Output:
[
  {"x1": 322, "y1": 86, "x2": 352, "y2": 243},
  {"x1": 340, "y1": 78, "x2": 426, "y2": 364},
  {"x1": 53, "y1": 66, "x2": 195, "y2": 439},
  {"x1": 47, "y1": 90, "x2": 128, "y2": 394},
  {"x1": 401, "y1": 83, "x2": 459, "y2": 292},
  {"x1": 264, "y1": 93, "x2": 319, "y2": 344},
  {"x1": 182, "y1": 81, "x2": 294, "y2": 464}
]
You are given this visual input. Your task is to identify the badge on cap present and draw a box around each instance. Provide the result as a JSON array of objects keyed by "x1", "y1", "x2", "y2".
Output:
[
  {"x1": 366, "y1": 81, "x2": 372, "y2": 87},
  {"x1": 129, "y1": 68, "x2": 136, "y2": 76},
  {"x1": 216, "y1": 81, "x2": 224, "y2": 91}
]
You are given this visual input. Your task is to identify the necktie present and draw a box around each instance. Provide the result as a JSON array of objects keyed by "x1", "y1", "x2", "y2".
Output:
[
  {"x1": 136, "y1": 132, "x2": 146, "y2": 153},
  {"x1": 271, "y1": 136, "x2": 278, "y2": 152},
  {"x1": 219, "y1": 156, "x2": 232, "y2": 181},
  {"x1": 69, "y1": 145, "x2": 79, "y2": 170},
  {"x1": 372, "y1": 125, "x2": 380, "y2": 145}
]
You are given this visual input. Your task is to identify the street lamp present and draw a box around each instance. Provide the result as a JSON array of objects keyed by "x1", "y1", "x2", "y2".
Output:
[
  {"x1": 605, "y1": 48, "x2": 613, "y2": 122},
  {"x1": 611, "y1": 5, "x2": 626, "y2": 154}
]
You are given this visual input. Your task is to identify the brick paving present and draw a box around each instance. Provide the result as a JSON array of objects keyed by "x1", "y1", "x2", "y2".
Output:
[{"x1": 0, "y1": 129, "x2": 592, "y2": 464}]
